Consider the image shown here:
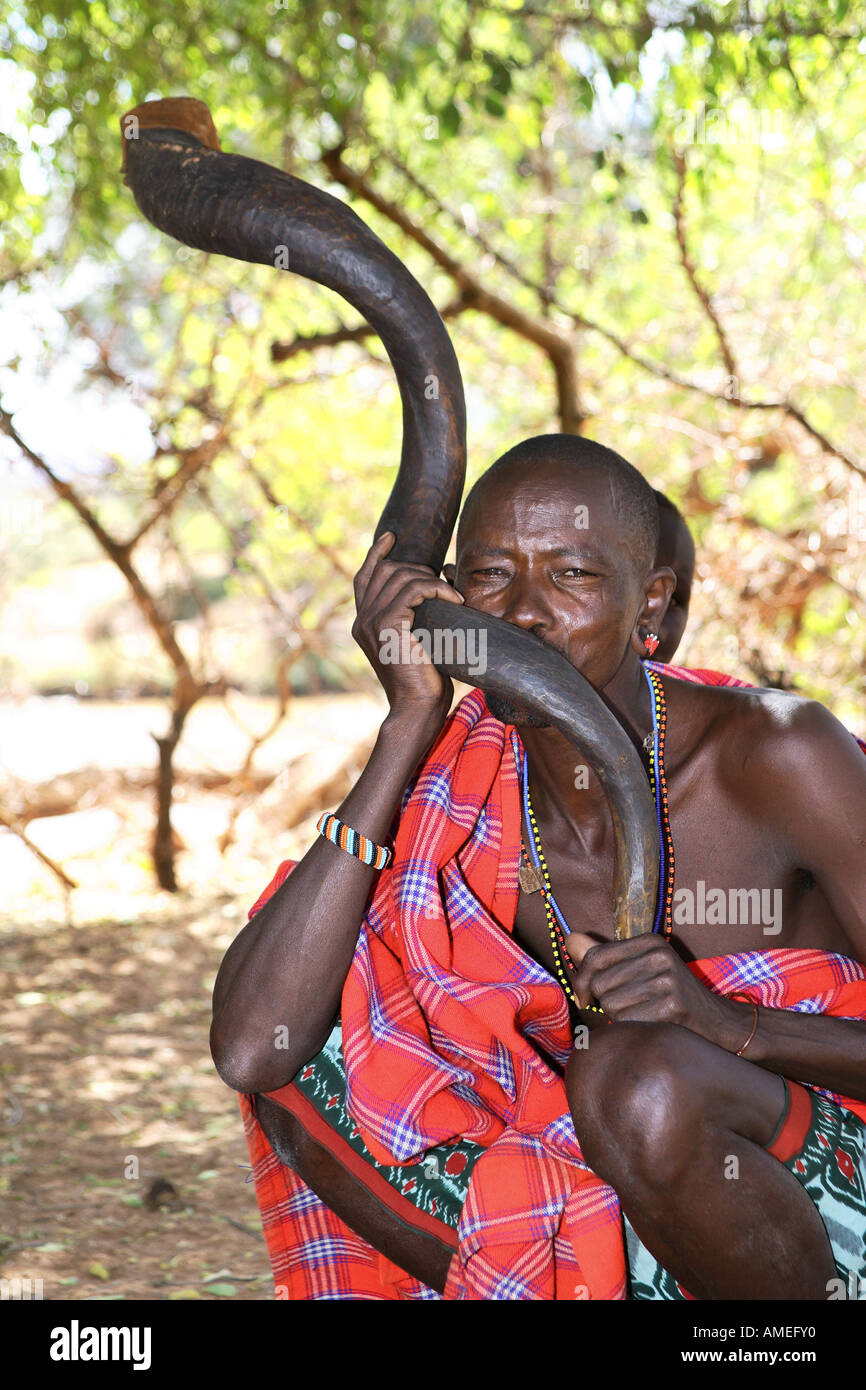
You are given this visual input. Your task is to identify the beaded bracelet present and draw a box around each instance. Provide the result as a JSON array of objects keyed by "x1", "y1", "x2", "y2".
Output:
[{"x1": 316, "y1": 812, "x2": 392, "y2": 870}]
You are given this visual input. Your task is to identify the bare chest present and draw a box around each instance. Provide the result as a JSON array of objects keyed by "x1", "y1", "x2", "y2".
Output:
[{"x1": 512, "y1": 763, "x2": 845, "y2": 971}]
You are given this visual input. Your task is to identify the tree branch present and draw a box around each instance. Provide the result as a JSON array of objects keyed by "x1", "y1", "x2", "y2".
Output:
[
  {"x1": 328, "y1": 143, "x2": 863, "y2": 477},
  {"x1": 127, "y1": 429, "x2": 229, "y2": 548},
  {"x1": 0, "y1": 408, "x2": 199, "y2": 694},
  {"x1": 0, "y1": 807, "x2": 77, "y2": 890},
  {"x1": 270, "y1": 294, "x2": 468, "y2": 364},
  {"x1": 320, "y1": 146, "x2": 584, "y2": 432},
  {"x1": 672, "y1": 150, "x2": 738, "y2": 379},
  {"x1": 239, "y1": 453, "x2": 357, "y2": 585}
]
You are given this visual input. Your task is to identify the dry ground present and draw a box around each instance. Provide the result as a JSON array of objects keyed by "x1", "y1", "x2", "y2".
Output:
[
  {"x1": 2, "y1": 895, "x2": 274, "y2": 1302},
  {"x1": 0, "y1": 691, "x2": 387, "y2": 1302}
]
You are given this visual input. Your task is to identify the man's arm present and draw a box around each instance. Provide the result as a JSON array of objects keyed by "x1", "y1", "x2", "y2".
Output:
[
  {"x1": 210, "y1": 532, "x2": 464, "y2": 1093},
  {"x1": 210, "y1": 713, "x2": 442, "y2": 1092},
  {"x1": 729, "y1": 695, "x2": 866, "y2": 1098},
  {"x1": 569, "y1": 696, "x2": 866, "y2": 1101}
]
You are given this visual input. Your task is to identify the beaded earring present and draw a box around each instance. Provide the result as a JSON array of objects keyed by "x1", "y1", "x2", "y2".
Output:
[{"x1": 643, "y1": 632, "x2": 660, "y2": 656}]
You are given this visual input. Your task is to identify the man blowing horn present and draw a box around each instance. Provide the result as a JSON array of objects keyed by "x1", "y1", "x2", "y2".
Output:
[{"x1": 211, "y1": 433, "x2": 866, "y2": 1302}]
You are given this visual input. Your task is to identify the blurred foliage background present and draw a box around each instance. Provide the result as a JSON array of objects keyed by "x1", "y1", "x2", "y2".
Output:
[{"x1": 2, "y1": 0, "x2": 866, "y2": 896}]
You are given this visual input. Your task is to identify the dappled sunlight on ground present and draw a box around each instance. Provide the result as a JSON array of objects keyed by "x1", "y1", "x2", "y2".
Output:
[
  {"x1": 1, "y1": 690, "x2": 388, "y2": 1300},
  {"x1": 2, "y1": 898, "x2": 276, "y2": 1300}
]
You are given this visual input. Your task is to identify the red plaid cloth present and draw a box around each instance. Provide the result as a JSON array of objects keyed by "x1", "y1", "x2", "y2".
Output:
[
  {"x1": 238, "y1": 1092, "x2": 440, "y2": 1299},
  {"x1": 240, "y1": 667, "x2": 866, "y2": 1300},
  {"x1": 649, "y1": 661, "x2": 752, "y2": 687}
]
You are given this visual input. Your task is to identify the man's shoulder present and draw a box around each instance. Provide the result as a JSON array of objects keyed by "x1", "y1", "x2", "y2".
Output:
[
  {"x1": 654, "y1": 662, "x2": 865, "y2": 761},
  {"x1": 735, "y1": 688, "x2": 846, "y2": 766},
  {"x1": 658, "y1": 665, "x2": 854, "y2": 782},
  {"x1": 659, "y1": 662, "x2": 804, "y2": 724}
]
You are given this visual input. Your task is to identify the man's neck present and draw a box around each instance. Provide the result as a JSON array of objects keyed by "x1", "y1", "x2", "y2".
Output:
[{"x1": 517, "y1": 656, "x2": 654, "y2": 834}]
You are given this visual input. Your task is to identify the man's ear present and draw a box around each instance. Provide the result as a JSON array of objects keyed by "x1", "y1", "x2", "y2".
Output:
[
  {"x1": 443, "y1": 562, "x2": 456, "y2": 586},
  {"x1": 629, "y1": 566, "x2": 676, "y2": 658}
]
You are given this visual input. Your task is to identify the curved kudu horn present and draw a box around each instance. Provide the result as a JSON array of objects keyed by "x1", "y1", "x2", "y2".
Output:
[{"x1": 120, "y1": 97, "x2": 657, "y2": 938}]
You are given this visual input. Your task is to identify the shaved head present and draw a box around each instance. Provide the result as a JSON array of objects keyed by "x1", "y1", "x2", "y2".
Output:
[
  {"x1": 447, "y1": 434, "x2": 673, "y2": 727},
  {"x1": 456, "y1": 434, "x2": 659, "y2": 577}
]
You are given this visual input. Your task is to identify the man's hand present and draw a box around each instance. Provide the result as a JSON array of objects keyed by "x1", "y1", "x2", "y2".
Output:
[
  {"x1": 564, "y1": 932, "x2": 752, "y2": 1052},
  {"x1": 351, "y1": 531, "x2": 465, "y2": 730}
]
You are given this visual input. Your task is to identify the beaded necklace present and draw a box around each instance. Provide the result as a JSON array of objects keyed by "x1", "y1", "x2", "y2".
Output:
[{"x1": 515, "y1": 665, "x2": 674, "y2": 1014}]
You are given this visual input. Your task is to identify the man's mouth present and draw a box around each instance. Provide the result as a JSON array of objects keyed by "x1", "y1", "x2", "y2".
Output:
[{"x1": 485, "y1": 629, "x2": 581, "y2": 726}]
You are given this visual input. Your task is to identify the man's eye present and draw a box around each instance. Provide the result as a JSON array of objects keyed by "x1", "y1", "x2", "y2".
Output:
[
  {"x1": 559, "y1": 568, "x2": 587, "y2": 578},
  {"x1": 472, "y1": 567, "x2": 506, "y2": 578}
]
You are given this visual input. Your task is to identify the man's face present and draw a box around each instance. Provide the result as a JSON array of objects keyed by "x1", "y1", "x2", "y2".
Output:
[{"x1": 448, "y1": 462, "x2": 665, "y2": 724}]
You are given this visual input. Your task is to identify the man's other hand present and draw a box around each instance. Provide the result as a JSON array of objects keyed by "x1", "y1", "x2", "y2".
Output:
[{"x1": 564, "y1": 931, "x2": 751, "y2": 1051}]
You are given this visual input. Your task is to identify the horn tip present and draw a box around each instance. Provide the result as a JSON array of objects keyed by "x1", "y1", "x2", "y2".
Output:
[{"x1": 119, "y1": 96, "x2": 221, "y2": 175}]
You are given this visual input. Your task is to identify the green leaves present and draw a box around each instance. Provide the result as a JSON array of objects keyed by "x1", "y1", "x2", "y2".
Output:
[
  {"x1": 3, "y1": 0, "x2": 865, "y2": 714},
  {"x1": 4, "y1": 0, "x2": 860, "y2": 259},
  {"x1": 574, "y1": 74, "x2": 596, "y2": 113},
  {"x1": 439, "y1": 98, "x2": 461, "y2": 137}
]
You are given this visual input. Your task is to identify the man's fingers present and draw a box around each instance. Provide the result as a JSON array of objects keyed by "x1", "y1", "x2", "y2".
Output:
[
  {"x1": 563, "y1": 932, "x2": 596, "y2": 966},
  {"x1": 354, "y1": 531, "x2": 396, "y2": 604},
  {"x1": 568, "y1": 933, "x2": 667, "y2": 1010},
  {"x1": 562, "y1": 934, "x2": 597, "y2": 1007},
  {"x1": 356, "y1": 546, "x2": 464, "y2": 620},
  {"x1": 569, "y1": 933, "x2": 661, "y2": 974},
  {"x1": 576, "y1": 949, "x2": 670, "y2": 1002},
  {"x1": 587, "y1": 974, "x2": 676, "y2": 1024},
  {"x1": 370, "y1": 574, "x2": 464, "y2": 633}
]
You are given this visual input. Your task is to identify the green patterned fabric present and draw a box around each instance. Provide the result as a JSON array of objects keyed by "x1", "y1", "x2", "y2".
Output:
[
  {"x1": 626, "y1": 1091, "x2": 866, "y2": 1299},
  {"x1": 293, "y1": 1024, "x2": 481, "y2": 1229}
]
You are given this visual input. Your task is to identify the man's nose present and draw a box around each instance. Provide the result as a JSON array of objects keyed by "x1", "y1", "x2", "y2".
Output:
[{"x1": 501, "y1": 573, "x2": 554, "y2": 636}]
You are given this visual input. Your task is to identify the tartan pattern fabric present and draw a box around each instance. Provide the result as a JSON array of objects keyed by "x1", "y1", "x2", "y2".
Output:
[
  {"x1": 238, "y1": 1090, "x2": 441, "y2": 1300},
  {"x1": 337, "y1": 688, "x2": 622, "y2": 1300},
  {"x1": 241, "y1": 1023, "x2": 866, "y2": 1301},
  {"x1": 687, "y1": 951, "x2": 866, "y2": 1124},
  {"x1": 647, "y1": 661, "x2": 752, "y2": 688},
  {"x1": 239, "y1": 667, "x2": 866, "y2": 1299},
  {"x1": 291, "y1": 1023, "x2": 481, "y2": 1229}
]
